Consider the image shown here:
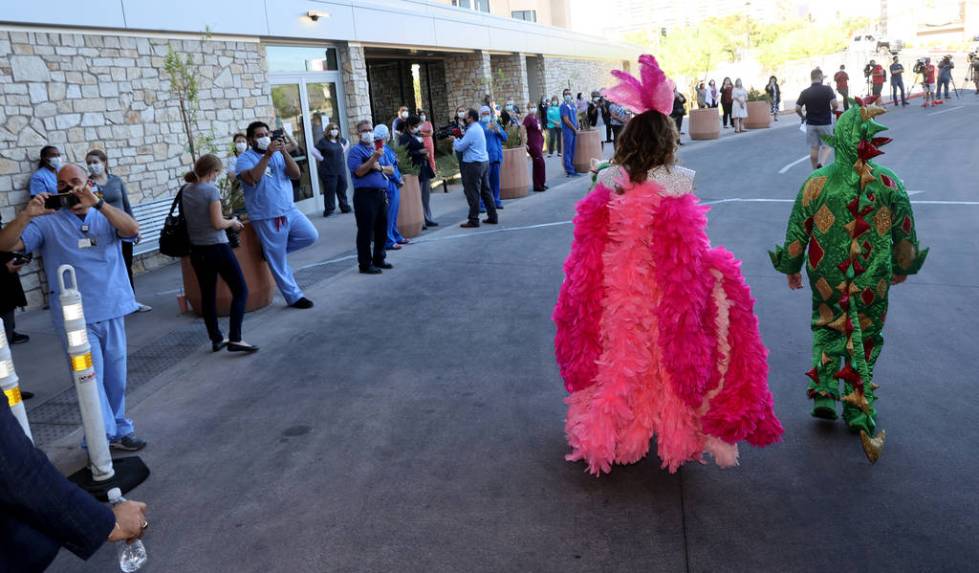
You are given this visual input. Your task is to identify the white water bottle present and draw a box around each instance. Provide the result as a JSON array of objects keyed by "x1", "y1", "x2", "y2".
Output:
[{"x1": 106, "y1": 488, "x2": 148, "y2": 572}]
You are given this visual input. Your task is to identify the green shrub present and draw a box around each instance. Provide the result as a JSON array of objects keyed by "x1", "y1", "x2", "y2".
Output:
[
  {"x1": 503, "y1": 124, "x2": 524, "y2": 149},
  {"x1": 748, "y1": 88, "x2": 770, "y2": 102},
  {"x1": 391, "y1": 142, "x2": 420, "y2": 176}
]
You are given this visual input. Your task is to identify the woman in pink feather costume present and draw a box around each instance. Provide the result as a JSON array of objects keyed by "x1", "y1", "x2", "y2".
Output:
[{"x1": 553, "y1": 55, "x2": 783, "y2": 476}]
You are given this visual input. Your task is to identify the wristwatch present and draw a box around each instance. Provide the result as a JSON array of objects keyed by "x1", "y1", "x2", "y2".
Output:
[{"x1": 94, "y1": 198, "x2": 105, "y2": 211}]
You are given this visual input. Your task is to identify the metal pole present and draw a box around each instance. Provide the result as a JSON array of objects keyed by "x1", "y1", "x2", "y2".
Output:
[
  {"x1": 0, "y1": 319, "x2": 32, "y2": 442},
  {"x1": 57, "y1": 264, "x2": 114, "y2": 482}
]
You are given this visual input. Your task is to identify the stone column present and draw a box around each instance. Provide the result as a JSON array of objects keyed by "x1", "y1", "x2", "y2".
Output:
[
  {"x1": 444, "y1": 50, "x2": 492, "y2": 113},
  {"x1": 490, "y1": 53, "x2": 529, "y2": 108},
  {"x1": 340, "y1": 42, "x2": 372, "y2": 137}
]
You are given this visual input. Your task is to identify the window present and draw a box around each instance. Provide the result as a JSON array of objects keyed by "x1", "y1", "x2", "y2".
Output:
[
  {"x1": 266, "y1": 46, "x2": 338, "y2": 73},
  {"x1": 452, "y1": 0, "x2": 489, "y2": 12},
  {"x1": 512, "y1": 10, "x2": 537, "y2": 22}
]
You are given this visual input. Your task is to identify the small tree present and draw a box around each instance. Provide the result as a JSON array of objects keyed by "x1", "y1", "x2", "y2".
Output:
[{"x1": 164, "y1": 47, "x2": 200, "y2": 161}]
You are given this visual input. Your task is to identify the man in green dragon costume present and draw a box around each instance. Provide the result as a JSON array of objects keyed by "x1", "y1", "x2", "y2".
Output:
[{"x1": 770, "y1": 100, "x2": 927, "y2": 463}]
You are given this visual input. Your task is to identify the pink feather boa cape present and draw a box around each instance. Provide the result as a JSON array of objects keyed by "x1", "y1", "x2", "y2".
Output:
[{"x1": 553, "y1": 175, "x2": 782, "y2": 475}]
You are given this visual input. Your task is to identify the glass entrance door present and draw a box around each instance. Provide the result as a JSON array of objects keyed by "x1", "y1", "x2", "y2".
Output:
[{"x1": 270, "y1": 83, "x2": 314, "y2": 205}]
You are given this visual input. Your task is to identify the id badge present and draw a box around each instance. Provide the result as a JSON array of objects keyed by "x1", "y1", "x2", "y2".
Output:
[{"x1": 78, "y1": 238, "x2": 93, "y2": 249}]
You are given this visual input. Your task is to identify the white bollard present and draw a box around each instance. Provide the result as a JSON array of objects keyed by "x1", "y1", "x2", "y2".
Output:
[
  {"x1": 57, "y1": 264, "x2": 114, "y2": 482},
  {"x1": 0, "y1": 318, "x2": 32, "y2": 442}
]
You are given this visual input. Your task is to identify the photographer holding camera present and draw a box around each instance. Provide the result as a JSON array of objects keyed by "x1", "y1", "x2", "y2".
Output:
[
  {"x1": 866, "y1": 60, "x2": 886, "y2": 104},
  {"x1": 970, "y1": 52, "x2": 979, "y2": 94},
  {"x1": 916, "y1": 57, "x2": 937, "y2": 107},
  {"x1": 937, "y1": 55, "x2": 955, "y2": 99},
  {"x1": 0, "y1": 164, "x2": 147, "y2": 451},
  {"x1": 235, "y1": 121, "x2": 318, "y2": 309}
]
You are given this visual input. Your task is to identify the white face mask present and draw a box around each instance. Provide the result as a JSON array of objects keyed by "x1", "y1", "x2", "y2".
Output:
[
  {"x1": 419, "y1": 114, "x2": 427, "y2": 122},
  {"x1": 329, "y1": 129, "x2": 339, "y2": 139},
  {"x1": 400, "y1": 111, "x2": 409, "y2": 119},
  {"x1": 87, "y1": 162, "x2": 104, "y2": 176},
  {"x1": 360, "y1": 131, "x2": 374, "y2": 144},
  {"x1": 256, "y1": 136, "x2": 271, "y2": 151},
  {"x1": 234, "y1": 142, "x2": 247, "y2": 154},
  {"x1": 48, "y1": 156, "x2": 63, "y2": 171},
  {"x1": 457, "y1": 111, "x2": 466, "y2": 119}
]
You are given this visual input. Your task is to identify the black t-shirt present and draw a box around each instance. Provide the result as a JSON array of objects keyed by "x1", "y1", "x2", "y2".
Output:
[{"x1": 797, "y1": 83, "x2": 836, "y2": 126}]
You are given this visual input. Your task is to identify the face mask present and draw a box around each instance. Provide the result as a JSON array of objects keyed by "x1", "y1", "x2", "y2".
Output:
[
  {"x1": 564, "y1": 95, "x2": 572, "y2": 103},
  {"x1": 400, "y1": 111, "x2": 409, "y2": 119},
  {"x1": 87, "y1": 162, "x2": 104, "y2": 176},
  {"x1": 457, "y1": 111, "x2": 466, "y2": 119},
  {"x1": 419, "y1": 115, "x2": 426, "y2": 122},
  {"x1": 256, "y1": 136, "x2": 271, "y2": 151},
  {"x1": 48, "y1": 157, "x2": 63, "y2": 171},
  {"x1": 328, "y1": 130, "x2": 339, "y2": 139},
  {"x1": 235, "y1": 142, "x2": 247, "y2": 154},
  {"x1": 480, "y1": 116, "x2": 490, "y2": 125},
  {"x1": 551, "y1": 101, "x2": 558, "y2": 107},
  {"x1": 360, "y1": 131, "x2": 374, "y2": 144}
]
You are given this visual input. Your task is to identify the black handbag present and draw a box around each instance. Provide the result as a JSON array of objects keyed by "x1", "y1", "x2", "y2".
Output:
[{"x1": 158, "y1": 186, "x2": 191, "y2": 258}]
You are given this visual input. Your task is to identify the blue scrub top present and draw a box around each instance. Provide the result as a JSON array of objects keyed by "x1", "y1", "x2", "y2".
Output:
[
  {"x1": 560, "y1": 103, "x2": 579, "y2": 131},
  {"x1": 347, "y1": 143, "x2": 389, "y2": 190},
  {"x1": 235, "y1": 149, "x2": 295, "y2": 221},
  {"x1": 21, "y1": 209, "x2": 137, "y2": 324},
  {"x1": 29, "y1": 168, "x2": 58, "y2": 197},
  {"x1": 380, "y1": 146, "x2": 401, "y2": 190},
  {"x1": 482, "y1": 121, "x2": 508, "y2": 164}
]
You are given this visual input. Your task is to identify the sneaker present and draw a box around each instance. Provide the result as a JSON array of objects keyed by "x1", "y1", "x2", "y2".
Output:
[
  {"x1": 375, "y1": 262, "x2": 394, "y2": 270},
  {"x1": 135, "y1": 303, "x2": 153, "y2": 313},
  {"x1": 11, "y1": 332, "x2": 29, "y2": 344},
  {"x1": 482, "y1": 218, "x2": 499, "y2": 225},
  {"x1": 460, "y1": 221, "x2": 480, "y2": 228},
  {"x1": 359, "y1": 265, "x2": 383, "y2": 274},
  {"x1": 425, "y1": 220, "x2": 439, "y2": 227},
  {"x1": 110, "y1": 434, "x2": 147, "y2": 452},
  {"x1": 290, "y1": 297, "x2": 314, "y2": 309}
]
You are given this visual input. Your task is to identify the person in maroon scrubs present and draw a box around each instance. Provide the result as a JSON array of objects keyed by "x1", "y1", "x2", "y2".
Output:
[{"x1": 523, "y1": 106, "x2": 547, "y2": 192}]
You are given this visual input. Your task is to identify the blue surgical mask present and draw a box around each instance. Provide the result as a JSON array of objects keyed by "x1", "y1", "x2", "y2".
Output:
[
  {"x1": 480, "y1": 116, "x2": 490, "y2": 125},
  {"x1": 564, "y1": 95, "x2": 572, "y2": 103}
]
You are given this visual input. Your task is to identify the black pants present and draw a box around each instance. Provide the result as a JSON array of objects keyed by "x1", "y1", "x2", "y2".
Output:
[
  {"x1": 604, "y1": 121, "x2": 613, "y2": 143},
  {"x1": 190, "y1": 243, "x2": 248, "y2": 344},
  {"x1": 353, "y1": 188, "x2": 388, "y2": 268},
  {"x1": 721, "y1": 102, "x2": 733, "y2": 127},
  {"x1": 610, "y1": 124, "x2": 623, "y2": 149},
  {"x1": 121, "y1": 240, "x2": 134, "y2": 290},
  {"x1": 1, "y1": 307, "x2": 14, "y2": 340},
  {"x1": 672, "y1": 114, "x2": 683, "y2": 134},
  {"x1": 321, "y1": 172, "x2": 350, "y2": 214},
  {"x1": 460, "y1": 161, "x2": 497, "y2": 224}
]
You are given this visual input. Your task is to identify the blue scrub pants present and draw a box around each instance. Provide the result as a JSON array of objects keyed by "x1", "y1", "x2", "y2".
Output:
[
  {"x1": 56, "y1": 316, "x2": 133, "y2": 441},
  {"x1": 385, "y1": 184, "x2": 405, "y2": 248},
  {"x1": 252, "y1": 209, "x2": 319, "y2": 305},
  {"x1": 562, "y1": 128, "x2": 577, "y2": 175}
]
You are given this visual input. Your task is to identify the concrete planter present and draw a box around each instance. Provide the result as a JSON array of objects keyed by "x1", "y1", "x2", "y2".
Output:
[
  {"x1": 397, "y1": 174, "x2": 424, "y2": 238},
  {"x1": 181, "y1": 223, "x2": 274, "y2": 316},
  {"x1": 746, "y1": 101, "x2": 772, "y2": 129},
  {"x1": 689, "y1": 108, "x2": 721, "y2": 140},
  {"x1": 573, "y1": 129, "x2": 602, "y2": 173},
  {"x1": 500, "y1": 147, "x2": 530, "y2": 199}
]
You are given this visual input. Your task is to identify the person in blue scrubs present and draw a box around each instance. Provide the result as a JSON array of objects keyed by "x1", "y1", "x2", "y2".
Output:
[
  {"x1": 560, "y1": 90, "x2": 581, "y2": 177},
  {"x1": 236, "y1": 121, "x2": 319, "y2": 309},
  {"x1": 371, "y1": 124, "x2": 408, "y2": 250},
  {"x1": 29, "y1": 145, "x2": 61, "y2": 197},
  {"x1": 0, "y1": 164, "x2": 146, "y2": 451},
  {"x1": 480, "y1": 105, "x2": 508, "y2": 210}
]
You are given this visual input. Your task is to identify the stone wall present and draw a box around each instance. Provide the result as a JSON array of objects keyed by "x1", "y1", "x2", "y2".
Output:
[
  {"x1": 490, "y1": 53, "x2": 530, "y2": 110},
  {"x1": 444, "y1": 50, "x2": 493, "y2": 113},
  {"x1": 367, "y1": 60, "x2": 415, "y2": 129},
  {"x1": 424, "y1": 61, "x2": 450, "y2": 125},
  {"x1": 0, "y1": 29, "x2": 271, "y2": 306},
  {"x1": 540, "y1": 56, "x2": 620, "y2": 101},
  {"x1": 339, "y1": 43, "x2": 372, "y2": 136}
]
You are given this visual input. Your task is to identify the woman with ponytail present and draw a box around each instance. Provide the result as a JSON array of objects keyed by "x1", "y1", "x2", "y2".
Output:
[{"x1": 182, "y1": 154, "x2": 258, "y2": 353}]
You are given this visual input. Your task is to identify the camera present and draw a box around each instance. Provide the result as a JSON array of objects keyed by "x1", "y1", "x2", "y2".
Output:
[
  {"x1": 864, "y1": 63, "x2": 874, "y2": 78},
  {"x1": 43, "y1": 192, "x2": 81, "y2": 210},
  {"x1": 913, "y1": 58, "x2": 926, "y2": 74},
  {"x1": 270, "y1": 128, "x2": 285, "y2": 142}
]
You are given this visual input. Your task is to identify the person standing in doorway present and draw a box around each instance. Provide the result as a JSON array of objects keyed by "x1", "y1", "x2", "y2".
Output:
[
  {"x1": 523, "y1": 104, "x2": 547, "y2": 192},
  {"x1": 182, "y1": 154, "x2": 257, "y2": 353},
  {"x1": 560, "y1": 89, "x2": 580, "y2": 177},
  {"x1": 546, "y1": 96, "x2": 562, "y2": 157},
  {"x1": 834, "y1": 65, "x2": 850, "y2": 110},
  {"x1": 796, "y1": 68, "x2": 839, "y2": 170},
  {"x1": 236, "y1": 121, "x2": 318, "y2": 308},
  {"x1": 347, "y1": 120, "x2": 394, "y2": 274},
  {"x1": 391, "y1": 106, "x2": 409, "y2": 139},
  {"x1": 451, "y1": 109, "x2": 498, "y2": 228},
  {"x1": 29, "y1": 146, "x2": 61, "y2": 197},
  {"x1": 315, "y1": 123, "x2": 351, "y2": 217},
  {"x1": 720, "y1": 77, "x2": 734, "y2": 129},
  {"x1": 85, "y1": 149, "x2": 152, "y2": 313}
]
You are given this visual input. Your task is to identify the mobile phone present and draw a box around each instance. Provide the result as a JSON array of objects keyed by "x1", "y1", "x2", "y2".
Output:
[
  {"x1": 271, "y1": 128, "x2": 285, "y2": 141},
  {"x1": 374, "y1": 139, "x2": 384, "y2": 151},
  {"x1": 43, "y1": 193, "x2": 81, "y2": 210}
]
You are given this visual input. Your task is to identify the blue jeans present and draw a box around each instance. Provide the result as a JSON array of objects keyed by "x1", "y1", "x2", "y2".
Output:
[
  {"x1": 251, "y1": 209, "x2": 319, "y2": 305},
  {"x1": 891, "y1": 79, "x2": 906, "y2": 105},
  {"x1": 562, "y1": 128, "x2": 577, "y2": 175}
]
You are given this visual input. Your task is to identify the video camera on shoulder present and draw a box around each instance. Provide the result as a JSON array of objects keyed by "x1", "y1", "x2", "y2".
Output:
[{"x1": 913, "y1": 59, "x2": 926, "y2": 74}]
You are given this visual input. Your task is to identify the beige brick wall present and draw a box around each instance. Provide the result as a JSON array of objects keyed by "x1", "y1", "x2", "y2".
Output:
[
  {"x1": 0, "y1": 29, "x2": 272, "y2": 306},
  {"x1": 540, "y1": 56, "x2": 621, "y2": 101}
]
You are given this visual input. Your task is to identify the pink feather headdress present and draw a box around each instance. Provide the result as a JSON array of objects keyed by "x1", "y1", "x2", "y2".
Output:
[{"x1": 603, "y1": 54, "x2": 675, "y2": 117}]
